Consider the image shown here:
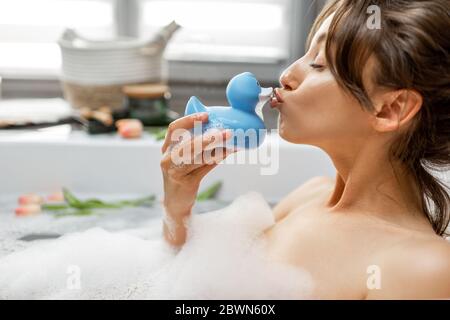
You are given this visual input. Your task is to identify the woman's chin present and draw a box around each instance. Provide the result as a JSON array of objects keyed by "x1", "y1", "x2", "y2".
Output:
[
  {"x1": 277, "y1": 122, "x2": 293, "y2": 143},
  {"x1": 276, "y1": 119, "x2": 309, "y2": 145},
  {"x1": 277, "y1": 115, "x2": 293, "y2": 137}
]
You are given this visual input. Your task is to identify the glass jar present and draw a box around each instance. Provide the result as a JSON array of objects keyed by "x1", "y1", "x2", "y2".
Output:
[{"x1": 122, "y1": 83, "x2": 179, "y2": 126}]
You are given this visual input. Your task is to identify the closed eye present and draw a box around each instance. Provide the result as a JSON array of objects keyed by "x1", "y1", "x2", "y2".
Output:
[
  {"x1": 309, "y1": 50, "x2": 326, "y2": 70},
  {"x1": 309, "y1": 62, "x2": 325, "y2": 70}
]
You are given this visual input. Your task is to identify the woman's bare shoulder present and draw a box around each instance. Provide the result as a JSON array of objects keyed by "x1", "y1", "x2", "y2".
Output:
[
  {"x1": 273, "y1": 176, "x2": 334, "y2": 222},
  {"x1": 367, "y1": 235, "x2": 450, "y2": 299}
]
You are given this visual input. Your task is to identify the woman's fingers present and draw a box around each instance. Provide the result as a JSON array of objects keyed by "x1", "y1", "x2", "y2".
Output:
[
  {"x1": 189, "y1": 163, "x2": 219, "y2": 181},
  {"x1": 161, "y1": 113, "x2": 209, "y2": 154},
  {"x1": 161, "y1": 129, "x2": 236, "y2": 183},
  {"x1": 170, "y1": 149, "x2": 231, "y2": 183},
  {"x1": 189, "y1": 148, "x2": 237, "y2": 180},
  {"x1": 188, "y1": 128, "x2": 232, "y2": 161},
  {"x1": 165, "y1": 146, "x2": 236, "y2": 183},
  {"x1": 168, "y1": 129, "x2": 232, "y2": 167},
  {"x1": 184, "y1": 146, "x2": 236, "y2": 176}
]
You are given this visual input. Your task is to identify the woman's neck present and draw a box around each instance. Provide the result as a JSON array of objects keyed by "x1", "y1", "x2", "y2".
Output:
[{"x1": 324, "y1": 135, "x2": 429, "y2": 229}]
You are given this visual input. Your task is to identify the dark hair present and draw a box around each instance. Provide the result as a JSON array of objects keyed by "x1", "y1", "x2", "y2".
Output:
[{"x1": 308, "y1": 0, "x2": 450, "y2": 235}]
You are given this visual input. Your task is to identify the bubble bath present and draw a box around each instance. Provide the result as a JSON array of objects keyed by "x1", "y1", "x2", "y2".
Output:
[{"x1": 0, "y1": 192, "x2": 313, "y2": 299}]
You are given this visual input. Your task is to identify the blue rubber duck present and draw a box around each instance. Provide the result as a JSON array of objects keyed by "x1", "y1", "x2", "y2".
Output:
[{"x1": 185, "y1": 72, "x2": 273, "y2": 149}]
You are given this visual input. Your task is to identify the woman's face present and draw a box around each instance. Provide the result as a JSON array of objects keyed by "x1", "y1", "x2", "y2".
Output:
[{"x1": 274, "y1": 15, "x2": 374, "y2": 152}]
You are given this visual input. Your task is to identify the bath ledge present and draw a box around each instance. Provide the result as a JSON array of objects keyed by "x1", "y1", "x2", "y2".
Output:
[{"x1": 0, "y1": 125, "x2": 336, "y2": 200}]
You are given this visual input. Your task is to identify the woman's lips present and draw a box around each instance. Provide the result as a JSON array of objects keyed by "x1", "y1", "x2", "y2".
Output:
[
  {"x1": 270, "y1": 88, "x2": 284, "y2": 109},
  {"x1": 275, "y1": 89, "x2": 284, "y2": 103}
]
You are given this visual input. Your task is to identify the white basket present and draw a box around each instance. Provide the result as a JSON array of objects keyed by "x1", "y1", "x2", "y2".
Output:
[
  {"x1": 57, "y1": 22, "x2": 180, "y2": 110},
  {"x1": 58, "y1": 29, "x2": 168, "y2": 86},
  {"x1": 58, "y1": 21, "x2": 180, "y2": 86}
]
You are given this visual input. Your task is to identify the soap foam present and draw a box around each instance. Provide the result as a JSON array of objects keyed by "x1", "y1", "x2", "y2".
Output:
[{"x1": 0, "y1": 192, "x2": 313, "y2": 299}]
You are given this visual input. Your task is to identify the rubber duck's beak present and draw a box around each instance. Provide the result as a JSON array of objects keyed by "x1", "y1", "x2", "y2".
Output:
[
  {"x1": 259, "y1": 87, "x2": 274, "y2": 99},
  {"x1": 255, "y1": 87, "x2": 274, "y2": 121}
]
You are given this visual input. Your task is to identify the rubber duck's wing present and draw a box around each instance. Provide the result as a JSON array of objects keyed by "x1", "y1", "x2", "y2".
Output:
[{"x1": 185, "y1": 96, "x2": 208, "y2": 115}]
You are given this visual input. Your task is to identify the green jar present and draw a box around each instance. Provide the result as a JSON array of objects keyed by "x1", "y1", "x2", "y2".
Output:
[{"x1": 122, "y1": 83, "x2": 179, "y2": 126}]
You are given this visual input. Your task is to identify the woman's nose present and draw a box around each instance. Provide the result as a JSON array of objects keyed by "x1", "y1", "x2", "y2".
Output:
[{"x1": 279, "y1": 69, "x2": 299, "y2": 91}]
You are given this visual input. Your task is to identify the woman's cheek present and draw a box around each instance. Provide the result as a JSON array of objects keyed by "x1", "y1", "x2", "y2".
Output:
[{"x1": 278, "y1": 76, "x2": 349, "y2": 142}]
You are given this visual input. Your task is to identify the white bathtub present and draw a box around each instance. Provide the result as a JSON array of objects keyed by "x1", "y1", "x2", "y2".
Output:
[{"x1": 0, "y1": 125, "x2": 336, "y2": 204}]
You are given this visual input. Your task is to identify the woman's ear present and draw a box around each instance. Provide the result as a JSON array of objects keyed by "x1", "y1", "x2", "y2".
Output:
[{"x1": 372, "y1": 89, "x2": 423, "y2": 133}]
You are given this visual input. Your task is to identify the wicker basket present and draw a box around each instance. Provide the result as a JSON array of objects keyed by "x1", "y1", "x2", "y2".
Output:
[
  {"x1": 62, "y1": 82, "x2": 127, "y2": 111},
  {"x1": 58, "y1": 22, "x2": 179, "y2": 110}
]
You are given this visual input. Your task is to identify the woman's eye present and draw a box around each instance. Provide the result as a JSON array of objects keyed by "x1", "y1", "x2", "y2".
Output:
[{"x1": 309, "y1": 62, "x2": 324, "y2": 70}]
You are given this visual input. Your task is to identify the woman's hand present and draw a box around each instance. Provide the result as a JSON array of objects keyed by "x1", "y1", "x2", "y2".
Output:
[{"x1": 160, "y1": 112, "x2": 235, "y2": 246}]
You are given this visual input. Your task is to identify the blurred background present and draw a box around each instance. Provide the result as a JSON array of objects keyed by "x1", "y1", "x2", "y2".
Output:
[
  {"x1": 0, "y1": 0, "x2": 337, "y2": 207},
  {"x1": 0, "y1": 0, "x2": 328, "y2": 130}
]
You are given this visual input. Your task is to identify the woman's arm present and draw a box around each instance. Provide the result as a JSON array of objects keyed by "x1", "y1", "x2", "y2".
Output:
[
  {"x1": 160, "y1": 113, "x2": 234, "y2": 248},
  {"x1": 162, "y1": 206, "x2": 192, "y2": 247}
]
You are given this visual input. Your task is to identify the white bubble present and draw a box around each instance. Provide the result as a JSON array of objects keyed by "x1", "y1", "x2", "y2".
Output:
[{"x1": 0, "y1": 193, "x2": 313, "y2": 299}]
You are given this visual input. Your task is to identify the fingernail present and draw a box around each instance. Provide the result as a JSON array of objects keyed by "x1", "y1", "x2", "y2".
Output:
[{"x1": 223, "y1": 129, "x2": 233, "y2": 139}]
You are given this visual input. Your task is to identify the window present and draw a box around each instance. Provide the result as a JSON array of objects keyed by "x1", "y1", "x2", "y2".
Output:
[
  {"x1": 0, "y1": 0, "x2": 115, "y2": 78},
  {"x1": 0, "y1": 0, "x2": 317, "y2": 83},
  {"x1": 141, "y1": 0, "x2": 290, "y2": 64}
]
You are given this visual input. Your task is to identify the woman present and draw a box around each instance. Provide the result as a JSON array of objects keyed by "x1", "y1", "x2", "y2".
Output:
[{"x1": 160, "y1": 0, "x2": 450, "y2": 299}]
